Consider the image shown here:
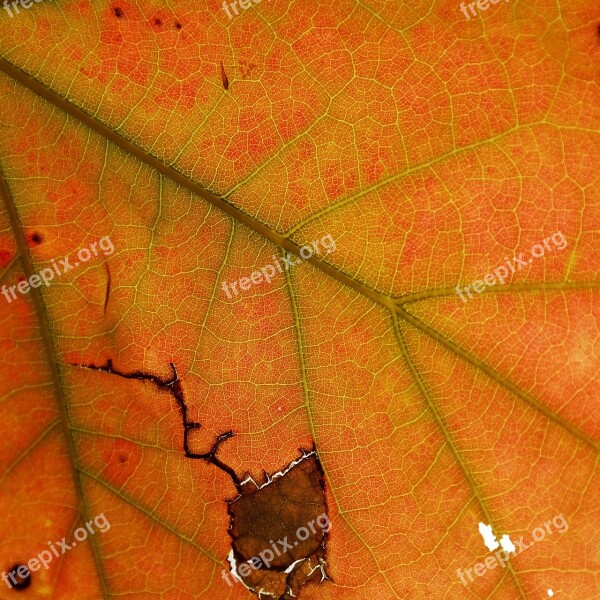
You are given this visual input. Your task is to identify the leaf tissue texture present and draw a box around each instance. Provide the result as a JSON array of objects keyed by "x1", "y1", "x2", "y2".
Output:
[{"x1": 0, "y1": 1, "x2": 598, "y2": 599}]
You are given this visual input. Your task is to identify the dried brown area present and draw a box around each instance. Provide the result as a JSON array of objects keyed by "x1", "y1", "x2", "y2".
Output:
[{"x1": 227, "y1": 453, "x2": 331, "y2": 599}]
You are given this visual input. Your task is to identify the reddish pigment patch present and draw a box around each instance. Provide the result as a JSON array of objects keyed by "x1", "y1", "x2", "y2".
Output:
[{"x1": 0, "y1": 250, "x2": 12, "y2": 269}]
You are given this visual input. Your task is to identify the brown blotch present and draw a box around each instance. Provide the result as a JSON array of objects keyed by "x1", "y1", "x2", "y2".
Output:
[
  {"x1": 220, "y1": 61, "x2": 229, "y2": 91},
  {"x1": 6, "y1": 564, "x2": 32, "y2": 590},
  {"x1": 226, "y1": 452, "x2": 331, "y2": 598},
  {"x1": 113, "y1": 7, "x2": 124, "y2": 18}
]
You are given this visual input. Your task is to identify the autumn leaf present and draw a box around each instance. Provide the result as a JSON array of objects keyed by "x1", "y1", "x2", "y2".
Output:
[{"x1": 0, "y1": 1, "x2": 599, "y2": 599}]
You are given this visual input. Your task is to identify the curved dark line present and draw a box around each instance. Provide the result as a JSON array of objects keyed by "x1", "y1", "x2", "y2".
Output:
[{"x1": 103, "y1": 263, "x2": 111, "y2": 316}]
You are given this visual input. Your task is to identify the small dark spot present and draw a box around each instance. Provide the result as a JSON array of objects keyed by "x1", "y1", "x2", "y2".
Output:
[
  {"x1": 175, "y1": 21, "x2": 182, "y2": 29},
  {"x1": 30, "y1": 232, "x2": 43, "y2": 245},
  {"x1": 220, "y1": 61, "x2": 229, "y2": 91},
  {"x1": 154, "y1": 17, "x2": 162, "y2": 26},
  {"x1": 118, "y1": 454, "x2": 128, "y2": 463},
  {"x1": 113, "y1": 7, "x2": 124, "y2": 18},
  {"x1": 17, "y1": 276, "x2": 26, "y2": 283},
  {"x1": 6, "y1": 564, "x2": 32, "y2": 590},
  {"x1": 597, "y1": 23, "x2": 600, "y2": 39}
]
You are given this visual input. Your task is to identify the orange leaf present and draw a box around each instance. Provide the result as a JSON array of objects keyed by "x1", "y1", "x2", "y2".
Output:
[{"x1": 0, "y1": 2, "x2": 599, "y2": 599}]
